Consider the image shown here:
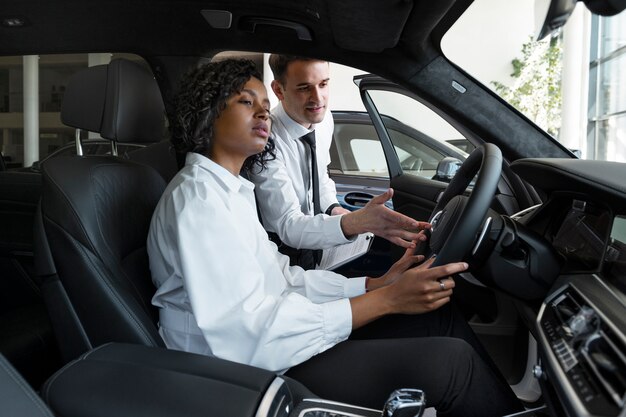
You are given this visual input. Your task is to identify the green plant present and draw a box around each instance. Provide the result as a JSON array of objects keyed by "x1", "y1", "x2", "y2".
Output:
[{"x1": 492, "y1": 34, "x2": 563, "y2": 137}]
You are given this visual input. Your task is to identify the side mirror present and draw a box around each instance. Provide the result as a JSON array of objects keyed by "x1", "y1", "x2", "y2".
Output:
[
  {"x1": 30, "y1": 160, "x2": 41, "y2": 172},
  {"x1": 432, "y1": 157, "x2": 462, "y2": 183}
]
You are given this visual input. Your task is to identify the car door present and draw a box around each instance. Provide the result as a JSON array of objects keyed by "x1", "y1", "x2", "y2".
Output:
[
  {"x1": 330, "y1": 110, "x2": 469, "y2": 210},
  {"x1": 330, "y1": 75, "x2": 471, "y2": 221},
  {"x1": 332, "y1": 74, "x2": 538, "y2": 391}
]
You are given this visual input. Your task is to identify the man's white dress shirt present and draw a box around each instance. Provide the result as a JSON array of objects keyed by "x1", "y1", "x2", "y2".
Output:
[
  {"x1": 249, "y1": 103, "x2": 351, "y2": 250},
  {"x1": 147, "y1": 152, "x2": 365, "y2": 372}
]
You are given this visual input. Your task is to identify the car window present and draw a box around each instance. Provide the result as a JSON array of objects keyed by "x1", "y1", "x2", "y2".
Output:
[
  {"x1": 330, "y1": 91, "x2": 467, "y2": 181},
  {"x1": 442, "y1": 1, "x2": 626, "y2": 162},
  {"x1": 350, "y1": 138, "x2": 387, "y2": 176},
  {"x1": 387, "y1": 125, "x2": 447, "y2": 177},
  {"x1": 367, "y1": 89, "x2": 465, "y2": 144},
  {"x1": 331, "y1": 121, "x2": 386, "y2": 177},
  {"x1": 331, "y1": 120, "x2": 452, "y2": 179}
]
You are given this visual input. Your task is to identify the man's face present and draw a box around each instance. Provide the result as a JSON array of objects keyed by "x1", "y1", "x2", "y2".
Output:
[{"x1": 272, "y1": 60, "x2": 330, "y2": 128}]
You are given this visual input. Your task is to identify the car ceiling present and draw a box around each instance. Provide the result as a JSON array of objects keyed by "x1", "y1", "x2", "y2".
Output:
[
  {"x1": 0, "y1": 0, "x2": 469, "y2": 79},
  {"x1": 1, "y1": 0, "x2": 573, "y2": 162}
]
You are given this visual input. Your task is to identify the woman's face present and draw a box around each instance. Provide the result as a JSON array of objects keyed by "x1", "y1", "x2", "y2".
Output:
[{"x1": 211, "y1": 77, "x2": 271, "y2": 160}]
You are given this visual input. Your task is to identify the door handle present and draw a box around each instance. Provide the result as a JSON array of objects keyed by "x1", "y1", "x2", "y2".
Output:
[{"x1": 344, "y1": 192, "x2": 374, "y2": 208}]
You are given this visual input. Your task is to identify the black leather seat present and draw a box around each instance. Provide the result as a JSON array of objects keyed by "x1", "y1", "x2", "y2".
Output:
[
  {"x1": 129, "y1": 139, "x2": 179, "y2": 183},
  {"x1": 35, "y1": 58, "x2": 168, "y2": 362},
  {"x1": 0, "y1": 353, "x2": 54, "y2": 417}
]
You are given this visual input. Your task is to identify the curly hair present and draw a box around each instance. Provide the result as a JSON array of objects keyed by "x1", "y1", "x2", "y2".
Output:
[{"x1": 170, "y1": 58, "x2": 275, "y2": 173}]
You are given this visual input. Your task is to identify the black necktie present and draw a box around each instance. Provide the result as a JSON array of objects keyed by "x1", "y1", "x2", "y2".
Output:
[
  {"x1": 300, "y1": 131, "x2": 321, "y2": 215},
  {"x1": 300, "y1": 130, "x2": 322, "y2": 267}
]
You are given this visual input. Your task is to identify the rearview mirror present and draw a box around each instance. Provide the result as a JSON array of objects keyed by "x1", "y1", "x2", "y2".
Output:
[
  {"x1": 581, "y1": 0, "x2": 626, "y2": 15},
  {"x1": 535, "y1": 0, "x2": 626, "y2": 40},
  {"x1": 534, "y1": 0, "x2": 577, "y2": 40}
]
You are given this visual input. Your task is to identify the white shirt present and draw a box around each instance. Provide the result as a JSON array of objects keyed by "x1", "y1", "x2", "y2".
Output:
[
  {"x1": 147, "y1": 152, "x2": 365, "y2": 373},
  {"x1": 249, "y1": 103, "x2": 351, "y2": 250}
]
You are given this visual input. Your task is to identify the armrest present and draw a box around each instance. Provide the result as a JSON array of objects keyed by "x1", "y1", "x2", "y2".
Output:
[{"x1": 41, "y1": 343, "x2": 280, "y2": 417}]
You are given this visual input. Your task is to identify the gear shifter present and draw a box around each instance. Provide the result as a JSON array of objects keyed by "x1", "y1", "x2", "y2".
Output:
[{"x1": 381, "y1": 389, "x2": 426, "y2": 417}]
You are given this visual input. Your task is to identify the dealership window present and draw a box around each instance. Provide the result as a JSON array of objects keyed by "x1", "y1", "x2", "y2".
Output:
[
  {"x1": 0, "y1": 53, "x2": 149, "y2": 169},
  {"x1": 587, "y1": 12, "x2": 626, "y2": 161}
]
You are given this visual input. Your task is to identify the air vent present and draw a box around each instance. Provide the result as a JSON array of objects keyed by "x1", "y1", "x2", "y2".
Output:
[
  {"x1": 540, "y1": 285, "x2": 626, "y2": 415},
  {"x1": 582, "y1": 326, "x2": 626, "y2": 407}
]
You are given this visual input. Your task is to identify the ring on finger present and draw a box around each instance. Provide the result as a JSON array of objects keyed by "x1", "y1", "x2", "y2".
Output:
[{"x1": 439, "y1": 280, "x2": 446, "y2": 291}]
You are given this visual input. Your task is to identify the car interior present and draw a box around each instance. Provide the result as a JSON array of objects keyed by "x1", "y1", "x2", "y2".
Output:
[{"x1": 1, "y1": 0, "x2": 626, "y2": 416}]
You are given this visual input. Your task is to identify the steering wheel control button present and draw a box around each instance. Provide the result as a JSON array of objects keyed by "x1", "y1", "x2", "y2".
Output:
[{"x1": 429, "y1": 210, "x2": 443, "y2": 232}]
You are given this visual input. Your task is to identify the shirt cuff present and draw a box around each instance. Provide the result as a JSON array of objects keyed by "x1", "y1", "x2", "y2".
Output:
[
  {"x1": 344, "y1": 276, "x2": 366, "y2": 297},
  {"x1": 321, "y1": 298, "x2": 352, "y2": 349},
  {"x1": 325, "y1": 214, "x2": 355, "y2": 244}
]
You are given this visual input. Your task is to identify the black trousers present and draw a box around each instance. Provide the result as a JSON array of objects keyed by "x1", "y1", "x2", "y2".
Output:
[{"x1": 286, "y1": 303, "x2": 524, "y2": 417}]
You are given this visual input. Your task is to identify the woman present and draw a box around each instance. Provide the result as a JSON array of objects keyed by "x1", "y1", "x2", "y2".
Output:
[{"x1": 147, "y1": 59, "x2": 522, "y2": 416}]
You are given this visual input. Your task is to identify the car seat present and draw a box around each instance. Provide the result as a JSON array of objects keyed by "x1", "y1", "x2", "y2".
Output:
[
  {"x1": 34, "y1": 58, "x2": 168, "y2": 362},
  {"x1": 0, "y1": 353, "x2": 54, "y2": 417},
  {"x1": 129, "y1": 138, "x2": 179, "y2": 183}
]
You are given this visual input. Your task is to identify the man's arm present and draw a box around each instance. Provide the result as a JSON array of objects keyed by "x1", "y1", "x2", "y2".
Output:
[
  {"x1": 340, "y1": 189, "x2": 429, "y2": 248},
  {"x1": 315, "y1": 113, "x2": 424, "y2": 246},
  {"x1": 250, "y1": 153, "x2": 352, "y2": 250}
]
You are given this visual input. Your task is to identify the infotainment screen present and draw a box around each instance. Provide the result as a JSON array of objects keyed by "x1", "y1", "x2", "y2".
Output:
[
  {"x1": 552, "y1": 199, "x2": 612, "y2": 272},
  {"x1": 603, "y1": 215, "x2": 626, "y2": 292}
]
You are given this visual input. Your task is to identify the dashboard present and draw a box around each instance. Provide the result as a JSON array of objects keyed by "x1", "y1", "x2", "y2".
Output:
[{"x1": 509, "y1": 158, "x2": 626, "y2": 417}]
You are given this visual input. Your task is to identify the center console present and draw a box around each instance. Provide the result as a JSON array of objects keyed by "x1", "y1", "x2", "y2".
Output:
[{"x1": 41, "y1": 343, "x2": 426, "y2": 417}]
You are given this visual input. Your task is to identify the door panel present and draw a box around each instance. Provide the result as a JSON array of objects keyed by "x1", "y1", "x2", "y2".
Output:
[{"x1": 390, "y1": 174, "x2": 447, "y2": 222}]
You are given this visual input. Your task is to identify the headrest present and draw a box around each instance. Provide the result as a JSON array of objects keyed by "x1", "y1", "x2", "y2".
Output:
[{"x1": 61, "y1": 59, "x2": 165, "y2": 144}]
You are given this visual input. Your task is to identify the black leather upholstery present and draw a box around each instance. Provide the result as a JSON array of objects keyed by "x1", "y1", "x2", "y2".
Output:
[
  {"x1": 0, "y1": 354, "x2": 54, "y2": 417},
  {"x1": 42, "y1": 343, "x2": 277, "y2": 417},
  {"x1": 41, "y1": 157, "x2": 165, "y2": 347},
  {"x1": 129, "y1": 139, "x2": 179, "y2": 183},
  {"x1": 36, "y1": 58, "x2": 167, "y2": 361},
  {"x1": 61, "y1": 59, "x2": 165, "y2": 143}
]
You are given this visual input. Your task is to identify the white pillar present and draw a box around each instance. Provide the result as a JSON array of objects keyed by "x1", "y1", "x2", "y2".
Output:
[
  {"x1": 263, "y1": 54, "x2": 279, "y2": 109},
  {"x1": 2, "y1": 128, "x2": 9, "y2": 158},
  {"x1": 23, "y1": 55, "x2": 39, "y2": 167},
  {"x1": 560, "y1": 4, "x2": 591, "y2": 158},
  {"x1": 88, "y1": 52, "x2": 112, "y2": 67}
]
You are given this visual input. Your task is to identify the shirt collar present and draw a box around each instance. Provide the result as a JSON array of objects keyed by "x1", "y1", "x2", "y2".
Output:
[
  {"x1": 185, "y1": 152, "x2": 255, "y2": 193},
  {"x1": 273, "y1": 102, "x2": 317, "y2": 141}
]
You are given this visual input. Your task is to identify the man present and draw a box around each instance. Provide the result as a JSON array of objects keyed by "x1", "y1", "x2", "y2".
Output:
[{"x1": 250, "y1": 55, "x2": 425, "y2": 269}]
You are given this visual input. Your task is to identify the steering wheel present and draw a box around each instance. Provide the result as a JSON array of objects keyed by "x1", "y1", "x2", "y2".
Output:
[{"x1": 428, "y1": 143, "x2": 502, "y2": 267}]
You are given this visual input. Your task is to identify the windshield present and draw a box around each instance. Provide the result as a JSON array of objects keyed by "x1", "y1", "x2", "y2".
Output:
[{"x1": 442, "y1": 0, "x2": 626, "y2": 162}]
